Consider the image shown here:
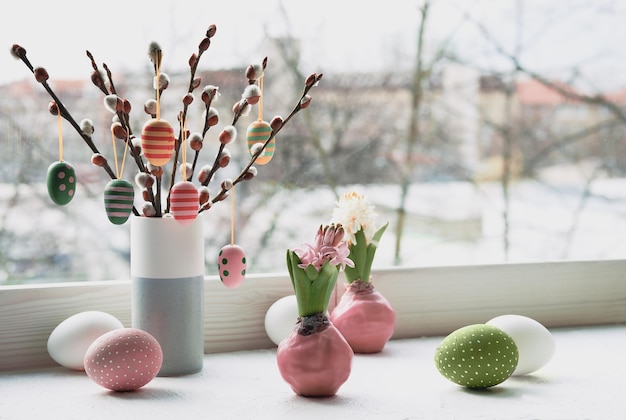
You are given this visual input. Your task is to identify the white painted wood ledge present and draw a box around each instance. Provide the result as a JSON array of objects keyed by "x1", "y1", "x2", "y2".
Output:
[
  {"x1": 1, "y1": 259, "x2": 625, "y2": 372},
  {"x1": 1, "y1": 325, "x2": 625, "y2": 419}
]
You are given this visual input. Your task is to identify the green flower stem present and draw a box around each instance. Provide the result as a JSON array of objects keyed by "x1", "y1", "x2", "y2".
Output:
[
  {"x1": 344, "y1": 222, "x2": 389, "y2": 283},
  {"x1": 286, "y1": 250, "x2": 339, "y2": 317}
]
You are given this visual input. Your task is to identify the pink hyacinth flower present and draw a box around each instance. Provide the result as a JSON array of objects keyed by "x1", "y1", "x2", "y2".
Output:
[{"x1": 294, "y1": 224, "x2": 354, "y2": 272}]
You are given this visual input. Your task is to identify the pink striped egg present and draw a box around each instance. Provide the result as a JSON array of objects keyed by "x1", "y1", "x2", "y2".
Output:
[
  {"x1": 246, "y1": 120, "x2": 275, "y2": 165},
  {"x1": 141, "y1": 119, "x2": 174, "y2": 166},
  {"x1": 218, "y1": 244, "x2": 247, "y2": 288},
  {"x1": 104, "y1": 179, "x2": 135, "y2": 225},
  {"x1": 170, "y1": 181, "x2": 199, "y2": 225}
]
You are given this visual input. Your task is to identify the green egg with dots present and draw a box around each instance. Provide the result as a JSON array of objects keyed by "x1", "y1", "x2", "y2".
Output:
[
  {"x1": 46, "y1": 160, "x2": 76, "y2": 205},
  {"x1": 434, "y1": 324, "x2": 519, "y2": 388}
]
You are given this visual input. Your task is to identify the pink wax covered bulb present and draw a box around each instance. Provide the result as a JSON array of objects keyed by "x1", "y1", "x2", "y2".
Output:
[
  {"x1": 277, "y1": 225, "x2": 354, "y2": 397},
  {"x1": 329, "y1": 192, "x2": 395, "y2": 353},
  {"x1": 84, "y1": 328, "x2": 163, "y2": 392},
  {"x1": 170, "y1": 181, "x2": 199, "y2": 225},
  {"x1": 277, "y1": 313, "x2": 353, "y2": 397},
  {"x1": 218, "y1": 244, "x2": 247, "y2": 288},
  {"x1": 331, "y1": 280, "x2": 395, "y2": 353}
]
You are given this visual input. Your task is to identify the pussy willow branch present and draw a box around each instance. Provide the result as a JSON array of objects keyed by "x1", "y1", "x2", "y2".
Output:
[
  {"x1": 87, "y1": 51, "x2": 156, "y2": 214},
  {"x1": 164, "y1": 42, "x2": 210, "y2": 214},
  {"x1": 197, "y1": 59, "x2": 267, "y2": 190},
  {"x1": 199, "y1": 73, "x2": 323, "y2": 212},
  {"x1": 12, "y1": 36, "x2": 322, "y2": 219},
  {"x1": 199, "y1": 99, "x2": 248, "y2": 190},
  {"x1": 11, "y1": 44, "x2": 140, "y2": 217}
]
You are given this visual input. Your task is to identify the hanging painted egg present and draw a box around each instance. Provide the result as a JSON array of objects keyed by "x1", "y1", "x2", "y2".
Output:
[
  {"x1": 246, "y1": 120, "x2": 275, "y2": 165},
  {"x1": 47, "y1": 160, "x2": 76, "y2": 205},
  {"x1": 103, "y1": 179, "x2": 135, "y2": 225},
  {"x1": 218, "y1": 244, "x2": 247, "y2": 288},
  {"x1": 170, "y1": 181, "x2": 199, "y2": 225},
  {"x1": 141, "y1": 118, "x2": 175, "y2": 166}
]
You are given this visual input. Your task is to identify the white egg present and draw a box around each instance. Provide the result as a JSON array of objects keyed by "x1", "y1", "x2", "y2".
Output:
[
  {"x1": 487, "y1": 314, "x2": 555, "y2": 376},
  {"x1": 264, "y1": 295, "x2": 298, "y2": 346},
  {"x1": 47, "y1": 311, "x2": 124, "y2": 370}
]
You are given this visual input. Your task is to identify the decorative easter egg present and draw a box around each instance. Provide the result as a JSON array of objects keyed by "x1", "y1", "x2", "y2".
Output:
[
  {"x1": 264, "y1": 295, "x2": 298, "y2": 346},
  {"x1": 141, "y1": 118, "x2": 175, "y2": 166},
  {"x1": 487, "y1": 314, "x2": 555, "y2": 376},
  {"x1": 84, "y1": 328, "x2": 163, "y2": 392},
  {"x1": 218, "y1": 244, "x2": 247, "y2": 288},
  {"x1": 170, "y1": 181, "x2": 199, "y2": 225},
  {"x1": 246, "y1": 120, "x2": 275, "y2": 165},
  {"x1": 103, "y1": 179, "x2": 135, "y2": 225},
  {"x1": 47, "y1": 311, "x2": 124, "y2": 370},
  {"x1": 434, "y1": 324, "x2": 519, "y2": 389},
  {"x1": 46, "y1": 160, "x2": 76, "y2": 205}
]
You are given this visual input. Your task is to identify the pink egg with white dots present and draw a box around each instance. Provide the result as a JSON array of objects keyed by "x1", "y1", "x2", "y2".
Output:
[
  {"x1": 218, "y1": 244, "x2": 247, "y2": 288},
  {"x1": 84, "y1": 328, "x2": 163, "y2": 392}
]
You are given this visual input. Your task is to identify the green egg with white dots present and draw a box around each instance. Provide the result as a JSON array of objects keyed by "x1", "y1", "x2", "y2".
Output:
[{"x1": 434, "y1": 324, "x2": 519, "y2": 389}]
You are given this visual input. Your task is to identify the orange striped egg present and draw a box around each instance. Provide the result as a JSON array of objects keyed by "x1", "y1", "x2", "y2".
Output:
[
  {"x1": 104, "y1": 179, "x2": 135, "y2": 225},
  {"x1": 141, "y1": 119, "x2": 175, "y2": 166},
  {"x1": 246, "y1": 120, "x2": 275, "y2": 165},
  {"x1": 170, "y1": 181, "x2": 199, "y2": 225}
]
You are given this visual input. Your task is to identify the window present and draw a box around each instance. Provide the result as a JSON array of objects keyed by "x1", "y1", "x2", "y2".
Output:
[{"x1": 1, "y1": 0, "x2": 626, "y2": 370}]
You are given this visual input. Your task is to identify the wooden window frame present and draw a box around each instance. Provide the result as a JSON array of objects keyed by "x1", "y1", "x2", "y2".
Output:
[{"x1": 1, "y1": 259, "x2": 625, "y2": 371}]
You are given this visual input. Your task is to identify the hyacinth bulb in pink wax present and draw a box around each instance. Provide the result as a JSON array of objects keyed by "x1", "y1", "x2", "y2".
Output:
[
  {"x1": 329, "y1": 192, "x2": 395, "y2": 353},
  {"x1": 277, "y1": 224, "x2": 354, "y2": 397},
  {"x1": 331, "y1": 278, "x2": 396, "y2": 353}
]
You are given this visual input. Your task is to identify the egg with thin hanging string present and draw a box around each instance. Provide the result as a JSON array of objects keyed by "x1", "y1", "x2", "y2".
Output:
[
  {"x1": 104, "y1": 179, "x2": 135, "y2": 225},
  {"x1": 47, "y1": 160, "x2": 76, "y2": 205},
  {"x1": 246, "y1": 120, "x2": 275, "y2": 165},
  {"x1": 141, "y1": 118, "x2": 174, "y2": 166},
  {"x1": 218, "y1": 244, "x2": 247, "y2": 288},
  {"x1": 170, "y1": 181, "x2": 198, "y2": 225}
]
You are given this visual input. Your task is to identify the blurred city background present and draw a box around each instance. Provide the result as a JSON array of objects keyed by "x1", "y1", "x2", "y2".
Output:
[{"x1": 2, "y1": 0, "x2": 626, "y2": 284}]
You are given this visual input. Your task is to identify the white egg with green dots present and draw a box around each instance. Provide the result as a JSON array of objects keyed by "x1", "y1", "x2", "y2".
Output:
[{"x1": 434, "y1": 324, "x2": 519, "y2": 388}]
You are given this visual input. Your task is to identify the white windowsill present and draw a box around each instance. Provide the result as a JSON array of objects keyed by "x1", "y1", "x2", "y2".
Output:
[{"x1": 0, "y1": 324, "x2": 624, "y2": 419}]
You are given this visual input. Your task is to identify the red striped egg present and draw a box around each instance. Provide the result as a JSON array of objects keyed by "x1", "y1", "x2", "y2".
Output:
[
  {"x1": 47, "y1": 160, "x2": 76, "y2": 206},
  {"x1": 170, "y1": 181, "x2": 199, "y2": 225},
  {"x1": 104, "y1": 179, "x2": 135, "y2": 225},
  {"x1": 218, "y1": 244, "x2": 247, "y2": 288},
  {"x1": 141, "y1": 119, "x2": 175, "y2": 166},
  {"x1": 246, "y1": 120, "x2": 275, "y2": 165}
]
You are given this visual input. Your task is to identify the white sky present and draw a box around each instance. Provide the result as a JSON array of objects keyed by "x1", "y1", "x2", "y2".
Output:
[{"x1": 3, "y1": 0, "x2": 626, "y2": 91}]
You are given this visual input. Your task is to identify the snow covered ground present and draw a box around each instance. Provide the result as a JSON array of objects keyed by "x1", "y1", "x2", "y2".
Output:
[{"x1": 2, "y1": 176, "x2": 626, "y2": 285}]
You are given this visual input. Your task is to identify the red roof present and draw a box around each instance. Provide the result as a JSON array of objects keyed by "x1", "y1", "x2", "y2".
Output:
[{"x1": 516, "y1": 78, "x2": 579, "y2": 106}]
